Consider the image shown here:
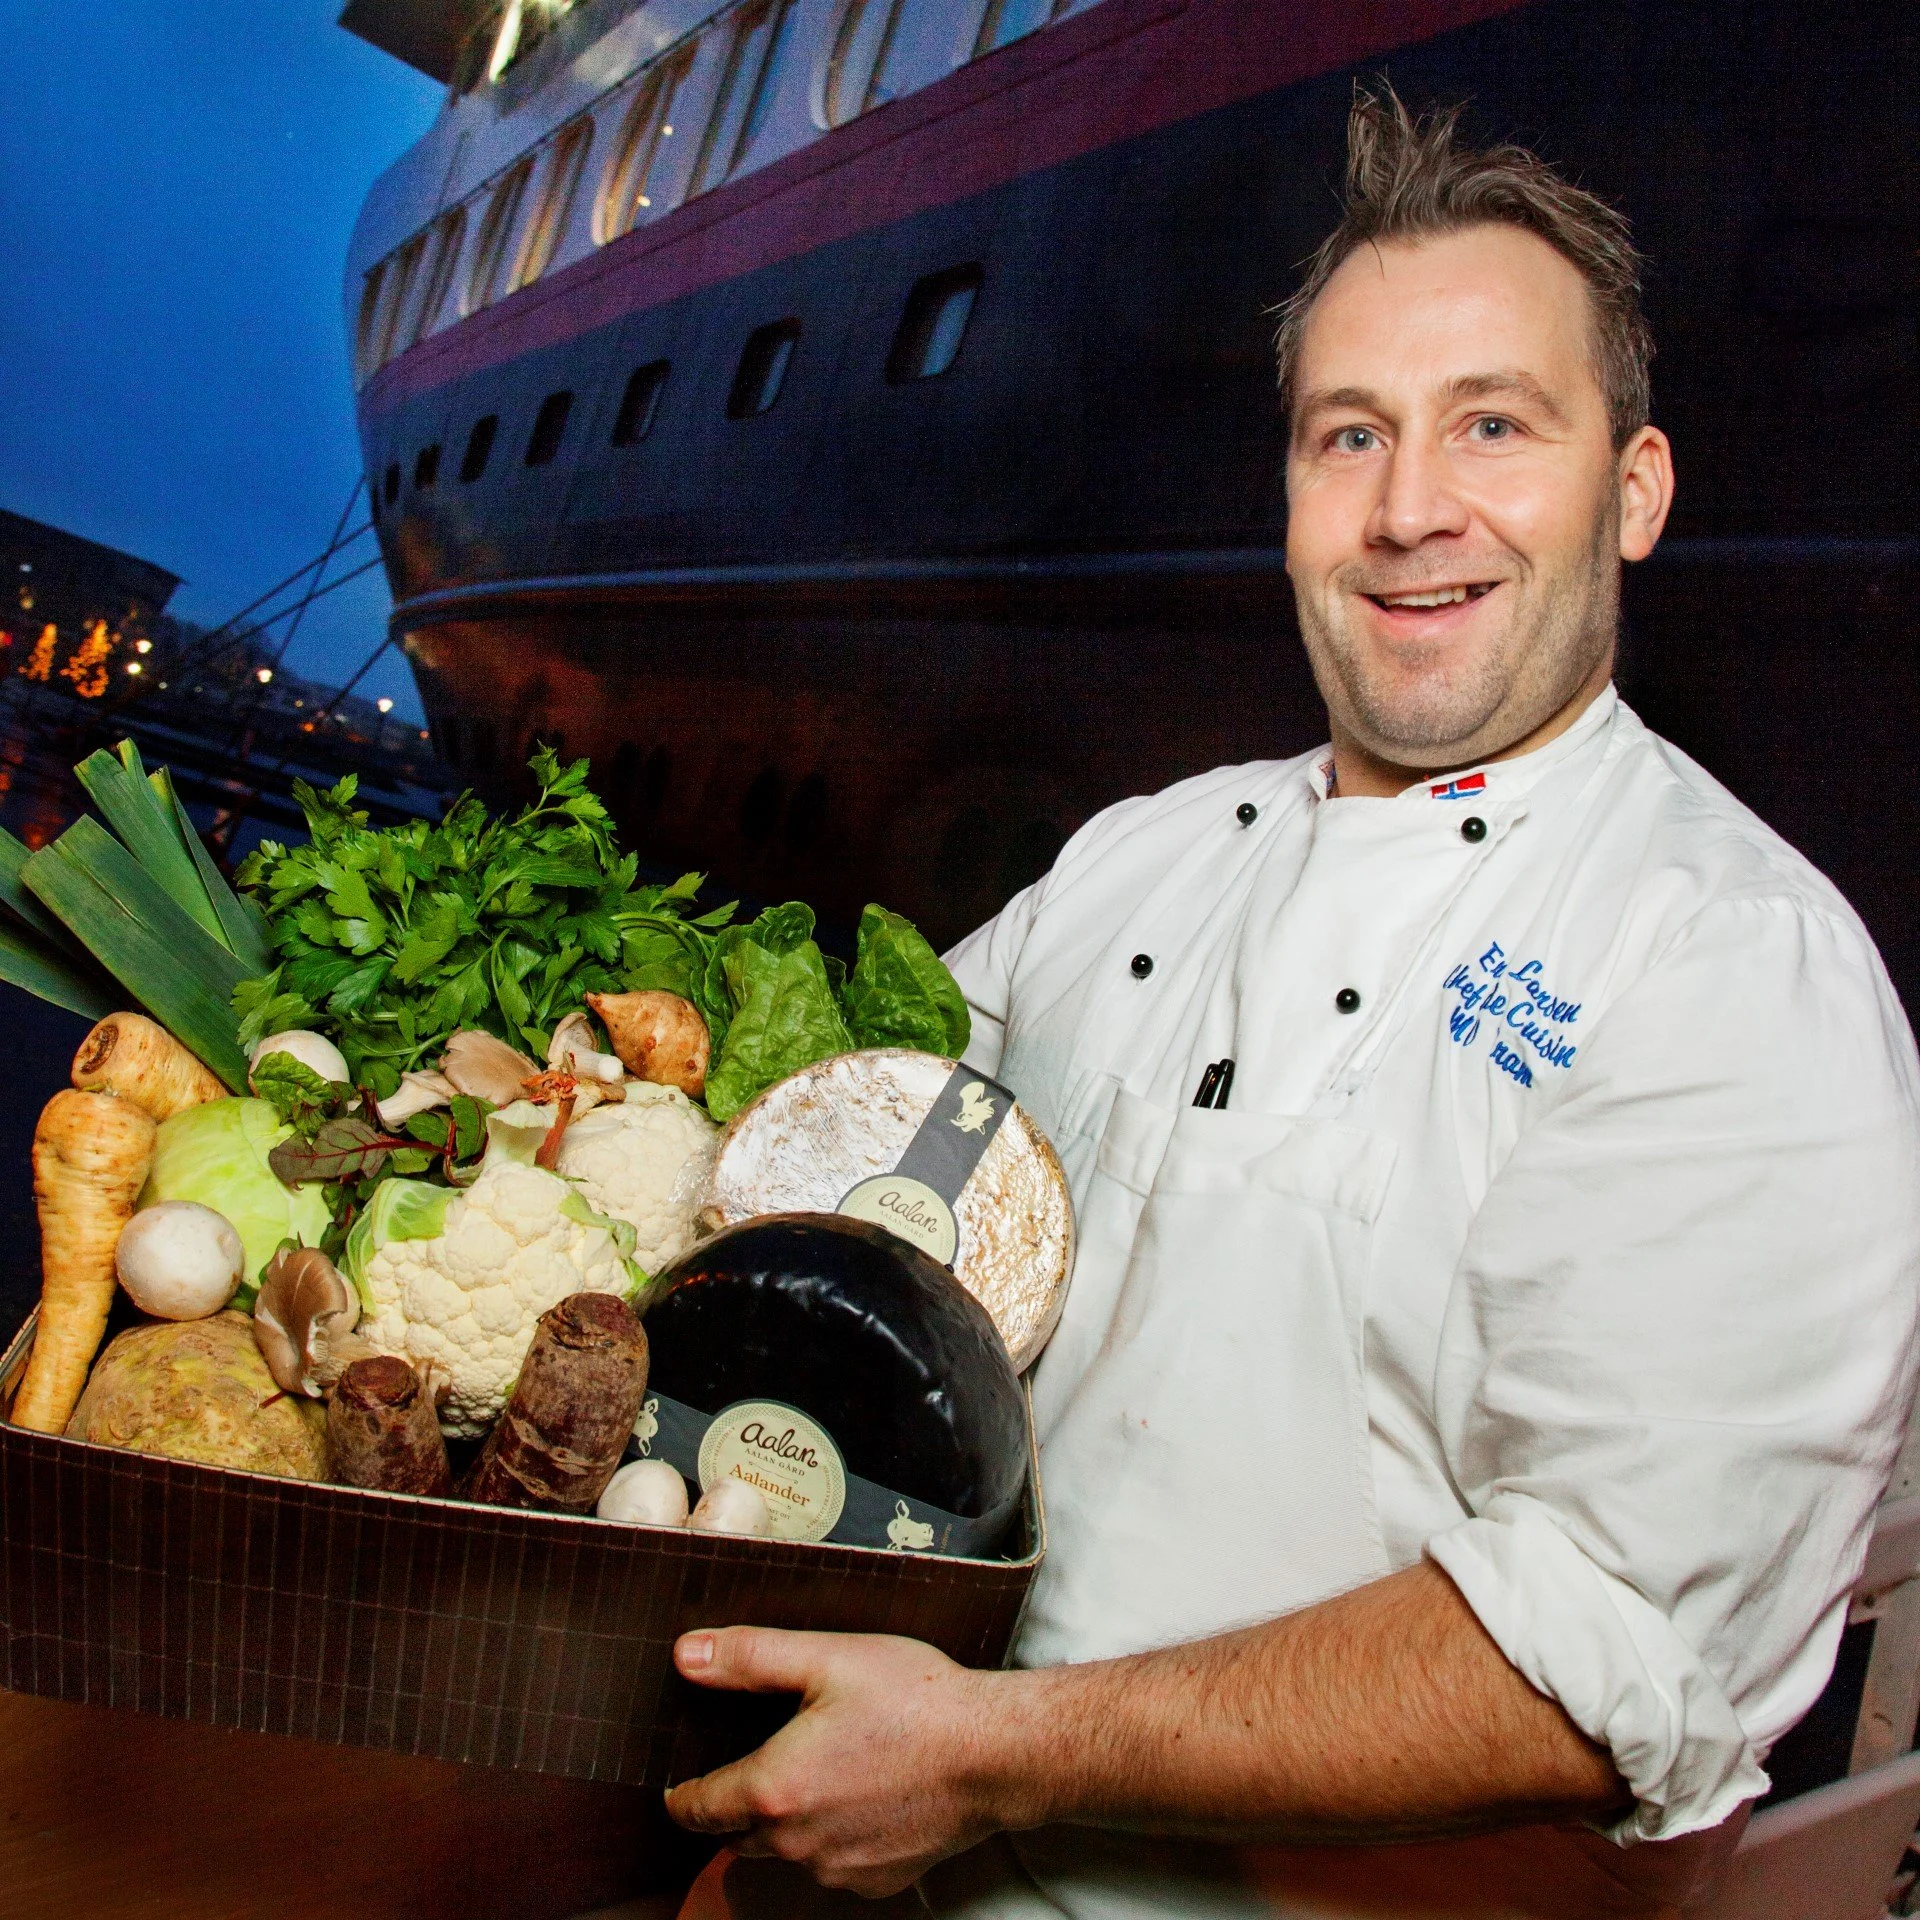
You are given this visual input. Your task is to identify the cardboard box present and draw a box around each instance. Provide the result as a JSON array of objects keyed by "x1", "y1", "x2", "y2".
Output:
[{"x1": 0, "y1": 1308, "x2": 1043, "y2": 1786}]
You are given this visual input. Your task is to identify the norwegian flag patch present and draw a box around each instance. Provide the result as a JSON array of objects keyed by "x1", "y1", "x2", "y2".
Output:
[{"x1": 1429, "y1": 772, "x2": 1488, "y2": 801}]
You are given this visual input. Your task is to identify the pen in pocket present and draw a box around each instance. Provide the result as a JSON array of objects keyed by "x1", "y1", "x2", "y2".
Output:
[{"x1": 1191, "y1": 1058, "x2": 1236, "y2": 1110}]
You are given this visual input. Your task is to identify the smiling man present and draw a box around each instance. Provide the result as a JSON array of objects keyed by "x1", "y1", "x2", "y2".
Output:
[{"x1": 663, "y1": 91, "x2": 1920, "y2": 1919}]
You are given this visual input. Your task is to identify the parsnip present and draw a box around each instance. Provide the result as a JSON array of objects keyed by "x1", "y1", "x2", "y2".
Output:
[
  {"x1": 11, "y1": 1090, "x2": 156, "y2": 1433},
  {"x1": 70, "y1": 1012, "x2": 225, "y2": 1121}
]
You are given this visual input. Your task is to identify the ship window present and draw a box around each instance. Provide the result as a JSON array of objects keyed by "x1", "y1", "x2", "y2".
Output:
[
  {"x1": 641, "y1": 746, "x2": 671, "y2": 809},
  {"x1": 371, "y1": 233, "x2": 428, "y2": 369},
  {"x1": 415, "y1": 443, "x2": 441, "y2": 489},
  {"x1": 459, "y1": 415, "x2": 499, "y2": 483},
  {"x1": 612, "y1": 361, "x2": 671, "y2": 445},
  {"x1": 597, "y1": 56, "x2": 692, "y2": 241},
  {"x1": 383, "y1": 463, "x2": 401, "y2": 506},
  {"x1": 785, "y1": 771, "x2": 828, "y2": 850},
  {"x1": 487, "y1": 0, "x2": 529, "y2": 81},
  {"x1": 728, "y1": 321, "x2": 800, "y2": 418},
  {"x1": 514, "y1": 116, "x2": 593, "y2": 290},
  {"x1": 973, "y1": 0, "x2": 1065, "y2": 55},
  {"x1": 525, "y1": 391, "x2": 574, "y2": 466},
  {"x1": 354, "y1": 263, "x2": 387, "y2": 381},
  {"x1": 691, "y1": 0, "x2": 799, "y2": 196},
  {"x1": 409, "y1": 207, "x2": 468, "y2": 346},
  {"x1": 466, "y1": 157, "x2": 536, "y2": 314},
  {"x1": 887, "y1": 265, "x2": 981, "y2": 381},
  {"x1": 856, "y1": 0, "x2": 953, "y2": 117},
  {"x1": 741, "y1": 766, "x2": 784, "y2": 844}
]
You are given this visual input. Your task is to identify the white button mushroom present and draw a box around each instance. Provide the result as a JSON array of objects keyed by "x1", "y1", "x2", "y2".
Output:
[
  {"x1": 249, "y1": 1029, "x2": 350, "y2": 1090},
  {"x1": 116, "y1": 1201, "x2": 245, "y2": 1320},
  {"x1": 597, "y1": 1458, "x2": 692, "y2": 1527},
  {"x1": 687, "y1": 1476, "x2": 773, "y2": 1537}
]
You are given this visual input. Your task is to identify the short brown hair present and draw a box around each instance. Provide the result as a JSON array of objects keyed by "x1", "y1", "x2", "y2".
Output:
[{"x1": 1274, "y1": 86, "x2": 1654, "y2": 448}]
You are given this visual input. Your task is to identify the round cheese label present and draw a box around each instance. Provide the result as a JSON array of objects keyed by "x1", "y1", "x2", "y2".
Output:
[
  {"x1": 697, "y1": 1400, "x2": 847, "y2": 1543},
  {"x1": 837, "y1": 1173, "x2": 958, "y2": 1265}
]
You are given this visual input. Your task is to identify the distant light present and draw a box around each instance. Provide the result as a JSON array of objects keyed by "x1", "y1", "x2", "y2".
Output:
[
  {"x1": 377, "y1": 696, "x2": 394, "y2": 713},
  {"x1": 158, "y1": 681, "x2": 168, "y2": 689},
  {"x1": 662, "y1": 125, "x2": 672, "y2": 136},
  {"x1": 293, "y1": 698, "x2": 303, "y2": 709},
  {"x1": 134, "y1": 638, "x2": 152, "y2": 654},
  {"x1": 256, "y1": 667, "x2": 273, "y2": 684},
  {"x1": 16, "y1": 563, "x2": 29, "y2": 573},
  {"x1": 419, "y1": 729, "x2": 431, "y2": 740},
  {"x1": 637, "y1": 196, "x2": 651, "y2": 209},
  {"x1": 125, "y1": 661, "x2": 143, "y2": 676}
]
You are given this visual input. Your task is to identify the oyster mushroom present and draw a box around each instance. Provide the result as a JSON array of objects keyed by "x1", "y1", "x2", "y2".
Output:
[
  {"x1": 376, "y1": 1068, "x2": 457, "y2": 1129},
  {"x1": 440, "y1": 1030, "x2": 540, "y2": 1107},
  {"x1": 548, "y1": 1011, "x2": 625, "y2": 1085},
  {"x1": 585, "y1": 991, "x2": 710, "y2": 1098},
  {"x1": 252, "y1": 1246, "x2": 364, "y2": 1398}
]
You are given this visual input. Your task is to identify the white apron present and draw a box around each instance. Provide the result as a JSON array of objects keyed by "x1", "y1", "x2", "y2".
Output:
[{"x1": 704, "y1": 722, "x2": 1759, "y2": 1920}]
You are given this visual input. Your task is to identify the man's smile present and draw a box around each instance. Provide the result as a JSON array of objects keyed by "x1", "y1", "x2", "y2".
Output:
[{"x1": 1361, "y1": 581, "x2": 1502, "y2": 611}]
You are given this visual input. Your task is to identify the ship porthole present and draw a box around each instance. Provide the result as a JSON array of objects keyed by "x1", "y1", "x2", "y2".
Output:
[
  {"x1": 641, "y1": 747, "x2": 672, "y2": 810},
  {"x1": 741, "y1": 766, "x2": 784, "y2": 845},
  {"x1": 785, "y1": 772, "x2": 828, "y2": 851}
]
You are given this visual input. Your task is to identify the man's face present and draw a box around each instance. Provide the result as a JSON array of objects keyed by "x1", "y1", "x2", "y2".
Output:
[{"x1": 1285, "y1": 224, "x2": 1667, "y2": 774}]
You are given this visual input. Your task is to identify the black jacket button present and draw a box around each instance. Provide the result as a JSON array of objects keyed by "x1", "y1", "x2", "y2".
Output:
[
  {"x1": 1236, "y1": 802, "x2": 1258, "y2": 826},
  {"x1": 1460, "y1": 816, "x2": 1488, "y2": 844},
  {"x1": 1335, "y1": 986, "x2": 1361, "y2": 1013},
  {"x1": 1130, "y1": 953, "x2": 1154, "y2": 979}
]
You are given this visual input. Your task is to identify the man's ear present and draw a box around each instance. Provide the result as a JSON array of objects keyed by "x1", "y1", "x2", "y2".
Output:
[{"x1": 1617, "y1": 425, "x2": 1674, "y2": 563}]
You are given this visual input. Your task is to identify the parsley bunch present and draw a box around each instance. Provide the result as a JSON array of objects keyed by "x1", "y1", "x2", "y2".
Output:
[{"x1": 231, "y1": 749, "x2": 734, "y2": 1100}]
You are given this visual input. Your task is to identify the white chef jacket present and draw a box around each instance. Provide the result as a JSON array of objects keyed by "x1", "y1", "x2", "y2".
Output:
[{"x1": 944, "y1": 685, "x2": 1920, "y2": 1846}]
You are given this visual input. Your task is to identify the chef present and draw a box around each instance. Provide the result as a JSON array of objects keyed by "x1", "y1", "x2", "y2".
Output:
[{"x1": 663, "y1": 89, "x2": 1920, "y2": 1917}]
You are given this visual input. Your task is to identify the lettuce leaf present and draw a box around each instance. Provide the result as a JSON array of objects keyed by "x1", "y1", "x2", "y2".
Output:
[
  {"x1": 842, "y1": 905, "x2": 970, "y2": 1056},
  {"x1": 703, "y1": 936, "x2": 854, "y2": 1122}
]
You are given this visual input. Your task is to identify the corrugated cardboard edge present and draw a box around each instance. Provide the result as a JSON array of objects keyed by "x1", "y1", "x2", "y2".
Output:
[{"x1": 0, "y1": 1308, "x2": 1044, "y2": 1785}]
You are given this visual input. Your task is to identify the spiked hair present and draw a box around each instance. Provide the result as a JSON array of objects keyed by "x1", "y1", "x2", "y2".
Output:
[{"x1": 1274, "y1": 86, "x2": 1654, "y2": 447}]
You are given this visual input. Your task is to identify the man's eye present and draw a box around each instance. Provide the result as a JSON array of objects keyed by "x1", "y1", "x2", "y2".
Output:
[
  {"x1": 1469, "y1": 416, "x2": 1517, "y2": 442},
  {"x1": 1331, "y1": 426, "x2": 1379, "y2": 454}
]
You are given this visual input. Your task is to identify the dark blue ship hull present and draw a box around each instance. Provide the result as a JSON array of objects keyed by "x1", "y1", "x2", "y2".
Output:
[{"x1": 358, "y1": 0, "x2": 1920, "y2": 998}]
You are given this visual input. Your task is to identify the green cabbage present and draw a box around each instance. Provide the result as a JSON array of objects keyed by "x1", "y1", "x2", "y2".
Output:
[{"x1": 138, "y1": 1098, "x2": 332, "y2": 1306}]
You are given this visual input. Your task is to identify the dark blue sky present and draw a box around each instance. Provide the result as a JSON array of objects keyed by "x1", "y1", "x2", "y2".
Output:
[{"x1": 0, "y1": 2, "x2": 441, "y2": 718}]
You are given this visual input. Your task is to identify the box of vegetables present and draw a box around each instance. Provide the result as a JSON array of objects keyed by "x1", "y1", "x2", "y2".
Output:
[{"x1": 0, "y1": 743, "x2": 1068, "y2": 1786}]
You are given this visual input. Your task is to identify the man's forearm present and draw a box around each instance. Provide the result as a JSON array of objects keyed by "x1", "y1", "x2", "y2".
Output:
[
  {"x1": 982, "y1": 1562, "x2": 1628, "y2": 1844},
  {"x1": 665, "y1": 1560, "x2": 1631, "y2": 1895}
]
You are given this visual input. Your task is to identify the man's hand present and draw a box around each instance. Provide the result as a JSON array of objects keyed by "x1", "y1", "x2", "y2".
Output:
[
  {"x1": 664, "y1": 1567, "x2": 1628, "y2": 1894},
  {"x1": 664, "y1": 1628, "x2": 1023, "y2": 1898}
]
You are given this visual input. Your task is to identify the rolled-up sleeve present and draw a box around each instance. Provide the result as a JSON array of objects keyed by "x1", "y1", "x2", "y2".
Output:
[{"x1": 1426, "y1": 896, "x2": 1920, "y2": 1842}]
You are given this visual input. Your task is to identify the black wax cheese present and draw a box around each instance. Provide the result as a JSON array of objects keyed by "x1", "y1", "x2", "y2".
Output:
[{"x1": 645, "y1": 1214, "x2": 1027, "y2": 1533}]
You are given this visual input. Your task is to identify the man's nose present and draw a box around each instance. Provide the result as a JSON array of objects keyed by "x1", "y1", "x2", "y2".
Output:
[{"x1": 1367, "y1": 434, "x2": 1471, "y2": 548}]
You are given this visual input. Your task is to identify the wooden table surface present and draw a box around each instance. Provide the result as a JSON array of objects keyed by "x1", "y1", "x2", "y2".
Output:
[{"x1": 0, "y1": 1686, "x2": 709, "y2": 1919}]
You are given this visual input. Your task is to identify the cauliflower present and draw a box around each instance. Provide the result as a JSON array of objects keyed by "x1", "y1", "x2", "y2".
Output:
[
  {"x1": 344, "y1": 1110, "x2": 642, "y2": 1439},
  {"x1": 553, "y1": 1083, "x2": 717, "y2": 1278}
]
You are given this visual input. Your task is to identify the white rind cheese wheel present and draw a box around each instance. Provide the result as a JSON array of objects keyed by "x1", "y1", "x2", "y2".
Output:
[{"x1": 700, "y1": 1049, "x2": 1074, "y2": 1371}]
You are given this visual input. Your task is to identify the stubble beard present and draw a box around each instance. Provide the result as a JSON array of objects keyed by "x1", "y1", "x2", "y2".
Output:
[{"x1": 1297, "y1": 511, "x2": 1622, "y2": 767}]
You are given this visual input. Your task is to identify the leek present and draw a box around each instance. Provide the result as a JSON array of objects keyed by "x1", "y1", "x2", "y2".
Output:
[{"x1": 23, "y1": 823, "x2": 250, "y2": 1089}]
